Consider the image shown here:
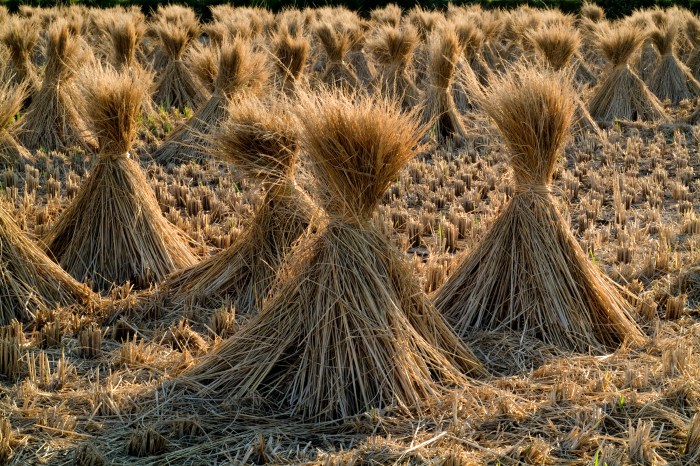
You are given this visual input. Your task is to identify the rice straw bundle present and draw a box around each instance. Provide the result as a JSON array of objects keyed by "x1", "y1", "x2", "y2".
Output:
[
  {"x1": 160, "y1": 98, "x2": 313, "y2": 316},
  {"x1": 580, "y1": 2, "x2": 605, "y2": 23},
  {"x1": 528, "y1": 25, "x2": 600, "y2": 136},
  {"x1": 684, "y1": 16, "x2": 700, "y2": 79},
  {"x1": 0, "y1": 17, "x2": 40, "y2": 95},
  {"x1": 152, "y1": 20, "x2": 208, "y2": 111},
  {"x1": 0, "y1": 204, "x2": 95, "y2": 325},
  {"x1": 434, "y1": 67, "x2": 645, "y2": 354},
  {"x1": 407, "y1": 7, "x2": 445, "y2": 88},
  {"x1": 367, "y1": 25, "x2": 421, "y2": 110},
  {"x1": 453, "y1": 18, "x2": 493, "y2": 87},
  {"x1": 106, "y1": 14, "x2": 146, "y2": 72},
  {"x1": 183, "y1": 91, "x2": 482, "y2": 421},
  {"x1": 422, "y1": 27, "x2": 468, "y2": 143},
  {"x1": 271, "y1": 29, "x2": 310, "y2": 96},
  {"x1": 347, "y1": 23, "x2": 375, "y2": 86},
  {"x1": 153, "y1": 38, "x2": 269, "y2": 166},
  {"x1": 451, "y1": 19, "x2": 486, "y2": 112},
  {"x1": 587, "y1": 24, "x2": 667, "y2": 122},
  {"x1": 0, "y1": 81, "x2": 32, "y2": 167},
  {"x1": 314, "y1": 23, "x2": 360, "y2": 90},
  {"x1": 648, "y1": 20, "x2": 700, "y2": 105},
  {"x1": 18, "y1": 21, "x2": 91, "y2": 152},
  {"x1": 42, "y1": 68, "x2": 196, "y2": 292},
  {"x1": 188, "y1": 43, "x2": 218, "y2": 93},
  {"x1": 370, "y1": 3, "x2": 402, "y2": 27}
]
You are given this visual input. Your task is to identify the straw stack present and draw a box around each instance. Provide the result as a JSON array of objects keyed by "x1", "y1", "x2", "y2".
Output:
[
  {"x1": 588, "y1": 23, "x2": 667, "y2": 122},
  {"x1": 648, "y1": 20, "x2": 700, "y2": 105},
  {"x1": 153, "y1": 37, "x2": 269, "y2": 166},
  {"x1": 184, "y1": 91, "x2": 482, "y2": 421},
  {"x1": 42, "y1": 68, "x2": 197, "y2": 292},
  {"x1": 435, "y1": 67, "x2": 645, "y2": 354}
]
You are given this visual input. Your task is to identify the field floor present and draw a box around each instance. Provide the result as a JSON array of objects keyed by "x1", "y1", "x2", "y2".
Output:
[{"x1": 2, "y1": 105, "x2": 700, "y2": 465}]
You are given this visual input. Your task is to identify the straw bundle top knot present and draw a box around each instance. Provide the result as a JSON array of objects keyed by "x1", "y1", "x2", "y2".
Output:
[
  {"x1": 316, "y1": 23, "x2": 354, "y2": 63},
  {"x1": 598, "y1": 24, "x2": 645, "y2": 67},
  {"x1": 45, "y1": 21, "x2": 82, "y2": 83},
  {"x1": 215, "y1": 38, "x2": 270, "y2": 98},
  {"x1": 82, "y1": 68, "x2": 149, "y2": 156},
  {"x1": 529, "y1": 24, "x2": 581, "y2": 70},
  {"x1": 685, "y1": 16, "x2": 700, "y2": 47},
  {"x1": 649, "y1": 20, "x2": 679, "y2": 56},
  {"x1": 215, "y1": 98, "x2": 299, "y2": 184},
  {"x1": 453, "y1": 19, "x2": 485, "y2": 60},
  {"x1": 272, "y1": 29, "x2": 309, "y2": 81},
  {"x1": 368, "y1": 25, "x2": 419, "y2": 68},
  {"x1": 296, "y1": 91, "x2": 423, "y2": 222},
  {"x1": 107, "y1": 15, "x2": 146, "y2": 69},
  {"x1": 480, "y1": 67, "x2": 574, "y2": 189},
  {"x1": 155, "y1": 20, "x2": 200, "y2": 61},
  {"x1": 428, "y1": 27, "x2": 461, "y2": 90},
  {"x1": 1, "y1": 17, "x2": 39, "y2": 64}
]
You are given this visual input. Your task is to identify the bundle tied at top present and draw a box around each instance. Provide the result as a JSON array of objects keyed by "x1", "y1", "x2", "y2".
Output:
[{"x1": 300, "y1": 92, "x2": 422, "y2": 223}]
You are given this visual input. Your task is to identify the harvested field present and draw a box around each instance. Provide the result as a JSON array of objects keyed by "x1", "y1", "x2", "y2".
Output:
[{"x1": 1, "y1": 3, "x2": 700, "y2": 465}]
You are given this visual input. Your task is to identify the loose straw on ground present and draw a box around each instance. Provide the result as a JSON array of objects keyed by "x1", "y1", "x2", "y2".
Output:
[
  {"x1": 435, "y1": 66, "x2": 646, "y2": 354},
  {"x1": 183, "y1": 90, "x2": 482, "y2": 421},
  {"x1": 42, "y1": 68, "x2": 197, "y2": 293}
]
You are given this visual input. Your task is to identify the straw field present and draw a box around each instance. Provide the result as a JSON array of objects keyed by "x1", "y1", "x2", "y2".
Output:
[{"x1": 1, "y1": 2, "x2": 700, "y2": 465}]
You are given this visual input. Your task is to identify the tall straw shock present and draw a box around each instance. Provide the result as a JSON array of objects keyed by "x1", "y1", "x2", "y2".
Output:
[
  {"x1": 182, "y1": 91, "x2": 482, "y2": 421},
  {"x1": 0, "y1": 81, "x2": 32, "y2": 167},
  {"x1": 587, "y1": 23, "x2": 667, "y2": 122},
  {"x1": 154, "y1": 97, "x2": 313, "y2": 321},
  {"x1": 435, "y1": 66, "x2": 646, "y2": 354},
  {"x1": 368, "y1": 25, "x2": 421, "y2": 110},
  {"x1": 422, "y1": 26, "x2": 469, "y2": 143},
  {"x1": 153, "y1": 37, "x2": 270, "y2": 166},
  {"x1": 647, "y1": 19, "x2": 700, "y2": 105},
  {"x1": 42, "y1": 68, "x2": 197, "y2": 293},
  {"x1": 18, "y1": 21, "x2": 93, "y2": 152}
]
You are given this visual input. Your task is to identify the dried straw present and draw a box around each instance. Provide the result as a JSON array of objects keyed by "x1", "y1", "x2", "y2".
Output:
[
  {"x1": 684, "y1": 16, "x2": 700, "y2": 80},
  {"x1": 17, "y1": 21, "x2": 92, "y2": 152},
  {"x1": 160, "y1": 98, "x2": 313, "y2": 316},
  {"x1": 367, "y1": 25, "x2": 421, "y2": 110},
  {"x1": 451, "y1": 19, "x2": 486, "y2": 112},
  {"x1": 183, "y1": 90, "x2": 482, "y2": 421},
  {"x1": 648, "y1": 20, "x2": 700, "y2": 105},
  {"x1": 106, "y1": 14, "x2": 146, "y2": 72},
  {"x1": 528, "y1": 25, "x2": 600, "y2": 137},
  {"x1": 435, "y1": 66, "x2": 646, "y2": 354},
  {"x1": 42, "y1": 68, "x2": 197, "y2": 293},
  {"x1": 0, "y1": 203, "x2": 95, "y2": 325},
  {"x1": 580, "y1": 2, "x2": 605, "y2": 23},
  {"x1": 422, "y1": 27, "x2": 468, "y2": 143},
  {"x1": 0, "y1": 17, "x2": 40, "y2": 94},
  {"x1": 152, "y1": 20, "x2": 208, "y2": 111},
  {"x1": 587, "y1": 24, "x2": 668, "y2": 122},
  {"x1": 153, "y1": 38, "x2": 269, "y2": 166},
  {"x1": 453, "y1": 19, "x2": 493, "y2": 86},
  {"x1": 0, "y1": 81, "x2": 32, "y2": 167},
  {"x1": 371, "y1": 4, "x2": 402, "y2": 28},
  {"x1": 314, "y1": 23, "x2": 360, "y2": 90},
  {"x1": 271, "y1": 29, "x2": 310, "y2": 96}
]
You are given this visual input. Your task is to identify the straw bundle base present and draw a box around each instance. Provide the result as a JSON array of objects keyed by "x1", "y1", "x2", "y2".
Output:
[
  {"x1": 163, "y1": 184, "x2": 313, "y2": 317},
  {"x1": 374, "y1": 66, "x2": 420, "y2": 111},
  {"x1": 588, "y1": 65, "x2": 668, "y2": 122},
  {"x1": 153, "y1": 94, "x2": 226, "y2": 166},
  {"x1": 452, "y1": 60, "x2": 483, "y2": 114},
  {"x1": 0, "y1": 208, "x2": 94, "y2": 325},
  {"x1": 18, "y1": 82, "x2": 90, "y2": 152},
  {"x1": 153, "y1": 60, "x2": 207, "y2": 111},
  {"x1": 648, "y1": 54, "x2": 700, "y2": 105},
  {"x1": 0, "y1": 132, "x2": 33, "y2": 167},
  {"x1": 320, "y1": 62, "x2": 360, "y2": 90},
  {"x1": 42, "y1": 155, "x2": 197, "y2": 292},
  {"x1": 435, "y1": 191, "x2": 645, "y2": 354},
  {"x1": 423, "y1": 87, "x2": 468, "y2": 143},
  {"x1": 185, "y1": 221, "x2": 479, "y2": 421}
]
